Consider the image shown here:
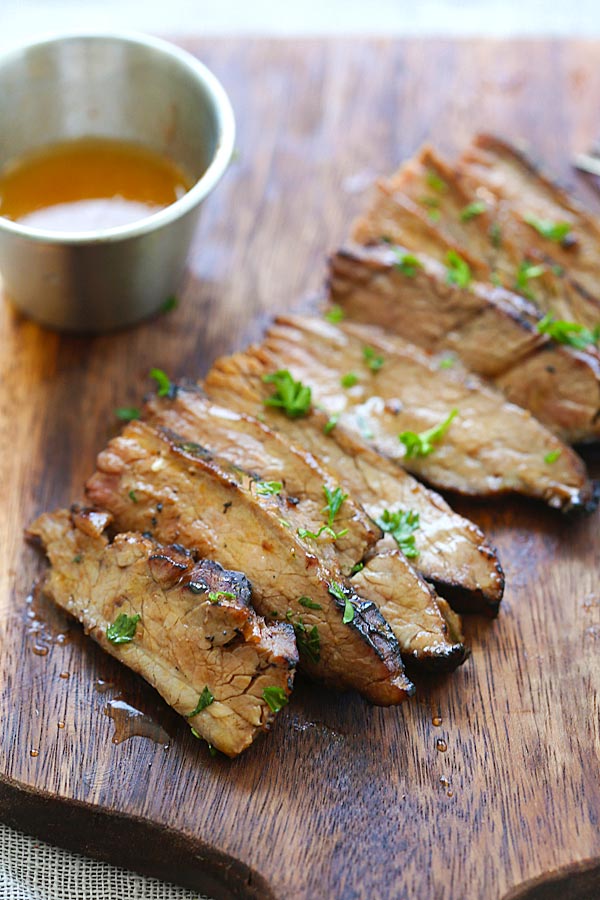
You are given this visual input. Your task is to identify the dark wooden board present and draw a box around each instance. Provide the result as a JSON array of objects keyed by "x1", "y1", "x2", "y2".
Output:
[{"x1": 1, "y1": 38, "x2": 600, "y2": 900}]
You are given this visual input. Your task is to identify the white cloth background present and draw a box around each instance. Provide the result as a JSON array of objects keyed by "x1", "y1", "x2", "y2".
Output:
[{"x1": 0, "y1": 824, "x2": 212, "y2": 900}]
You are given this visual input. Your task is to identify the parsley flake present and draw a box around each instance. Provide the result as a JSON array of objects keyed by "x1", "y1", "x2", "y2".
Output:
[
  {"x1": 523, "y1": 214, "x2": 572, "y2": 244},
  {"x1": 426, "y1": 169, "x2": 447, "y2": 193},
  {"x1": 293, "y1": 619, "x2": 321, "y2": 664},
  {"x1": 254, "y1": 480, "x2": 283, "y2": 496},
  {"x1": 460, "y1": 201, "x2": 487, "y2": 222},
  {"x1": 262, "y1": 686, "x2": 289, "y2": 713},
  {"x1": 298, "y1": 596, "x2": 323, "y2": 610},
  {"x1": 115, "y1": 407, "x2": 141, "y2": 422},
  {"x1": 350, "y1": 562, "x2": 364, "y2": 575},
  {"x1": 394, "y1": 251, "x2": 423, "y2": 277},
  {"x1": 128, "y1": 490, "x2": 138, "y2": 503},
  {"x1": 446, "y1": 251, "x2": 472, "y2": 289},
  {"x1": 363, "y1": 346, "x2": 385, "y2": 373},
  {"x1": 263, "y1": 370, "x2": 312, "y2": 418},
  {"x1": 325, "y1": 305, "x2": 344, "y2": 324},
  {"x1": 208, "y1": 590, "x2": 236, "y2": 604},
  {"x1": 376, "y1": 508, "x2": 420, "y2": 558},
  {"x1": 537, "y1": 314, "x2": 600, "y2": 350},
  {"x1": 149, "y1": 367, "x2": 172, "y2": 397},
  {"x1": 72, "y1": 554, "x2": 82, "y2": 564},
  {"x1": 324, "y1": 414, "x2": 339, "y2": 434},
  {"x1": 489, "y1": 221, "x2": 502, "y2": 249},
  {"x1": 106, "y1": 613, "x2": 140, "y2": 645},
  {"x1": 515, "y1": 261, "x2": 545, "y2": 300},
  {"x1": 160, "y1": 295, "x2": 178, "y2": 314},
  {"x1": 327, "y1": 581, "x2": 354, "y2": 623},
  {"x1": 341, "y1": 372, "x2": 359, "y2": 388},
  {"x1": 544, "y1": 449, "x2": 562, "y2": 464},
  {"x1": 399, "y1": 409, "x2": 458, "y2": 459},
  {"x1": 438, "y1": 355, "x2": 456, "y2": 370},
  {"x1": 186, "y1": 685, "x2": 214, "y2": 718},
  {"x1": 323, "y1": 484, "x2": 348, "y2": 528}
]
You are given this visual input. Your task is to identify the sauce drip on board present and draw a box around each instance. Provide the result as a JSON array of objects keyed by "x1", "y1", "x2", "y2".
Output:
[{"x1": 0, "y1": 137, "x2": 194, "y2": 232}]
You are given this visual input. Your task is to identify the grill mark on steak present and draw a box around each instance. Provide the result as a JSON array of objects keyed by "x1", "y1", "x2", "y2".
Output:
[
  {"x1": 27, "y1": 507, "x2": 297, "y2": 758},
  {"x1": 85, "y1": 421, "x2": 414, "y2": 705}
]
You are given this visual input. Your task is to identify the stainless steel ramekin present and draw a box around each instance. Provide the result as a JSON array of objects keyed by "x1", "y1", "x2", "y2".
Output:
[{"x1": 0, "y1": 32, "x2": 235, "y2": 332}]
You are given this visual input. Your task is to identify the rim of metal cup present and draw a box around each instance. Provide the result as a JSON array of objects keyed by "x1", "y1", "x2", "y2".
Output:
[{"x1": 0, "y1": 31, "x2": 236, "y2": 245}]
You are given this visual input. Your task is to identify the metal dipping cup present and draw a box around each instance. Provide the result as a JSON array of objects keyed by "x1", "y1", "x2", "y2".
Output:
[{"x1": 0, "y1": 32, "x2": 235, "y2": 332}]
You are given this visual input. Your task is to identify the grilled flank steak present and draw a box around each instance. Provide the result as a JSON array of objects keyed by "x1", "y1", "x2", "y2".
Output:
[
  {"x1": 328, "y1": 243, "x2": 600, "y2": 443},
  {"x1": 27, "y1": 507, "x2": 297, "y2": 757},
  {"x1": 85, "y1": 421, "x2": 414, "y2": 705},
  {"x1": 144, "y1": 385, "x2": 468, "y2": 667},
  {"x1": 250, "y1": 315, "x2": 593, "y2": 511},
  {"x1": 205, "y1": 353, "x2": 505, "y2": 615}
]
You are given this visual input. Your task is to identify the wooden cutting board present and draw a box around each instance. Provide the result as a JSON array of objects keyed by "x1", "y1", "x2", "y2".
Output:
[{"x1": 1, "y1": 38, "x2": 599, "y2": 900}]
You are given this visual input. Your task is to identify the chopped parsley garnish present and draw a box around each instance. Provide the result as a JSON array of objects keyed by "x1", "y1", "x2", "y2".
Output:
[
  {"x1": 363, "y1": 346, "x2": 385, "y2": 373},
  {"x1": 128, "y1": 490, "x2": 138, "y2": 503},
  {"x1": 446, "y1": 251, "x2": 472, "y2": 289},
  {"x1": 207, "y1": 743, "x2": 217, "y2": 757},
  {"x1": 350, "y1": 562, "x2": 364, "y2": 575},
  {"x1": 460, "y1": 201, "x2": 486, "y2": 222},
  {"x1": 160, "y1": 295, "x2": 178, "y2": 314},
  {"x1": 72, "y1": 554, "x2": 82, "y2": 564},
  {"x1": 208, "y1": 590, "x2": 236, "y2": 604},
  {"x1": 515, "y1": 261, "x2": 545, "y2": 300},
  {"x1": 106, "y1": 613, "x2": 140, "y2": 645},
  {"x1": 376, "y1": 508, "x2": 420, "y2": 558},
  {"x1": 293, "y1": 619, "x2": 321, "y2": 664},
  {"x1": 263, "y1": 370, "x2": 312, "y2": 418},
  {"x1": 341, "y1": 372, "x2": 359, "y2": 388},
  {"x1": 552, "y1": 264, "x2": 564, "y2": 277},
  {"x1": 298, "y1": 596, "x2": 323, "y2": 610},
  {"x1": 536, "y1": 314, "x2": 600, "y2": 350},
  {"x1": 428, "y1": 209, "x2": 441, "y2": 223},
  {"x1": 279, "y1": 518, "x2": 291, "y2": 528},
  {"x1": 426, "y1": 169, "x2": 447, "y2": 192},
  {"x1": 420, "y1": 195, "x2": 440, "y2": 209},
  {"x1": 323, "y1": 485, "x2": 348, "y2": 529},
  {"x1": 544, "y1": 449, "x2": 562, "y2": 464},
  {"x1": 262, "y1": 686, "x2": 289, "y2": 713},
  {"x1": 149, "y1": 367, "x2": 172, "y2": 397},
  {"x1": 186, "y1": 685, "x2": 214, "y2": 718},
  {"x1": 115, "y1": 406, "x2": 141, "y2": 421},
  {"x1": 327, "y1": 581, "x2": 354, "y2": 623},
  {"x1": 394, "y1": 251, "x2": 423, "y2": 277},
  {"x1": 489, "y1": 222, "x2": 502, "y2": 249},
  {"x1": 523, "y1": 214, "x2": 572, "y2": 244},
  {"x1": 324, "y1": 414, "x2": 339, "y2": 434},
  {"x1": 438, "y1": 355, "x2": 456, "y2": 370},
  {"x1": 399, "y1": 409, "x2": 458, "y2": 459},
  {"x1": 325, "y1": 305, "x2": 344, "y2": 324},
  {"x1": 254, "y1": 480, "x2": 283, "y2": 496}
]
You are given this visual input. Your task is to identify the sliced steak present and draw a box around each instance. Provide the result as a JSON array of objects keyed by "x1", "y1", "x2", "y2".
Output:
[
  {"x1": 144, "y1": 387, "x2": 380, "y2": 576},
  {"x1": 27, "y1": 507, "x2": 297, "y2": 757},
  {"x1": 328, "y1": 243, "x2": 600, "y2": 443},
  {"x1": 85, "y1": 421, "x2": 414, "y2": 705},
  {"x1": 205, "y1": 350, "x2": 505, "y2": 614},
  {"x1": 252, "y1": 315, "x2": 593, "y2": 511}
]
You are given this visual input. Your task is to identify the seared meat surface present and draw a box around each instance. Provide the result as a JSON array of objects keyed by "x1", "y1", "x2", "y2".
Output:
[
  {"x1": 145, "y1": 385, "x2": 468, "y2": 666},
  {"x1": 251, "y1": 316, "x2": 592, "y2": 511},
  {"x1": 205, "y1": 354, "x2": 505, "y2": 614},
  {"x1": 86, "y1": 421, "x2": 414, "y2": 705},
  {"x1": 28, "y1": 507, "x2": 297, "y2": 757},
  {"x1": 328, "y1": 243, "x2": 600, "y2": 442}
]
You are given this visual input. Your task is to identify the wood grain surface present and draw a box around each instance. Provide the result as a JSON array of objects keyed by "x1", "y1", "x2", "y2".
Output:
[{"x1": 1, "y1": 38, "x2": 600, "y2": 900}]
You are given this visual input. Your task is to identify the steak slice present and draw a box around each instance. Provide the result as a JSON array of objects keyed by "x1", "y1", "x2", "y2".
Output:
[
  {"x1": 144, "y1": 384, "x2": 468, "y2": 665},
  {"x1": 205, "y1": 351, "x2": 505, "y2": 615},
  {"x1": 252, "y1": 315, "x2": 593, "y2": 511},
  {"x1": 27, "y1": 507, "x2": 297, "y2": 758},
  {"x1": 85, "y1": 421, "x2": 414, "y2": 705},
  {"x1": 144, "y1": 387, "x2": 381, "y2": 576},
  {"x1": 328, "y1": 243, "x2": 600, "y2": 443}
]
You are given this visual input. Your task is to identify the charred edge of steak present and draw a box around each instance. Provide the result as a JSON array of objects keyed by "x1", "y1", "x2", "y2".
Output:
[
  {"x1": 329, "y1": 582, "x2": 414, "y2": 695},
  {"x1": 431, "y1": 579, "x2": 502, "y2": 618}
]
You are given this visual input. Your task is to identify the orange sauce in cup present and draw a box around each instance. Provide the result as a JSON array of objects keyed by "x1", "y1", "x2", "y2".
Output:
[{"x1": 0, "y1": 137, "x2": 194, "y2": 232}]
